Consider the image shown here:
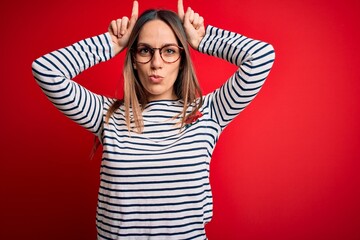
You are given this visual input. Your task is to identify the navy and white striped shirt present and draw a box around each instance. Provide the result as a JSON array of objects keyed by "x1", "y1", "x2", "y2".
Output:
[{"x1": 32, "y1": 25, "x2": 275, "y2": 240}]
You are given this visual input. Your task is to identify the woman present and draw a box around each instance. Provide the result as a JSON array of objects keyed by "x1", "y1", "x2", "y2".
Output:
[{"x1": 32, "y1": 0, "x2": 275, "y2": 239}]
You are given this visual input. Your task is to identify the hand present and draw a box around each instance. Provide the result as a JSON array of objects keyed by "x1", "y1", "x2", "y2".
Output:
[
  {"x1": 108, "y1": 0, "x2": 139, "y2": 55},
  {"x1": 177, "y1": 0, "x2": 205, "y2": 50}
]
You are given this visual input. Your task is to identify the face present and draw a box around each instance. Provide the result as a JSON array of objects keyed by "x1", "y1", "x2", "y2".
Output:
[{"x1": 133, "y1": 19, "x2": 181, "y2": 102}]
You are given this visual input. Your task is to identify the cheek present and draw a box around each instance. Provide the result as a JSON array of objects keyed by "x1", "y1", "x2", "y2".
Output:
[
  {"x1": 134, "y1": 65, "x2": 148, "y2": 83},
  {"x1": 169, "y1": 64, "x2": 181, "y2": 80}
]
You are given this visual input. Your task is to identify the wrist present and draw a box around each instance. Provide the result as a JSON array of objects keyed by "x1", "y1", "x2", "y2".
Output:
[{"x1": 113, "y1": 44, "x2": 122, "y2": 56}]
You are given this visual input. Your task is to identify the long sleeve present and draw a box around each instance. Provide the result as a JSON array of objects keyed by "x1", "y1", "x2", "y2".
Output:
[
  {"x1": 32, "y1": 33, "x2": 114, "y2": 136},
  {"x1": 199, "y1": 25, "x2": 275, "y2": 129}
]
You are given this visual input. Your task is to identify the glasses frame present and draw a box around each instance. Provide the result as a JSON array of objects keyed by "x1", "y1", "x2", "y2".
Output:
[{"x1": 132, "y1": 44, "x2": 184, "y2": 64}]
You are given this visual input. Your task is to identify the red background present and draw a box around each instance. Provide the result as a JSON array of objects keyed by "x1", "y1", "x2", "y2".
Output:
[{"x1": 1, "y1": 0, "x2": 360, "y2": 239}]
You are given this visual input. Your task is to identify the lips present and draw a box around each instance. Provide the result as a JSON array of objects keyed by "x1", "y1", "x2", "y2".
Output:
[{"x1": 149, "y1": 75, "x2": 163, "y2": 83}]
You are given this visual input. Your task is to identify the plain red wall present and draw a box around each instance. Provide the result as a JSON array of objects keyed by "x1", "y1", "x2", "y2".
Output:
[{"x1": 1, "y1": 0, "x2": 359, "y2": 239}]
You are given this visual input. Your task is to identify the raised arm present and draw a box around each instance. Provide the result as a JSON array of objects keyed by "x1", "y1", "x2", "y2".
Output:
[
  {"x1": 32, "y1": 1, "x2": 139, "y2": 136},
  {"x1": 200, "y1": 25, "x2": 275, "y2": 129},
  {"x1": 178, "y1": 0, "x2": 275, "y2": 129},
  {"x1": 31, "y1": 33, "x2": 113, "y2": 135}
]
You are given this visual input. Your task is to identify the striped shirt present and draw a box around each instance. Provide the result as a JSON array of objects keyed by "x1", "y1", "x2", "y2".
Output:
[{"x1": 32, "y1": 25, "x2": 275, "y2": 240}]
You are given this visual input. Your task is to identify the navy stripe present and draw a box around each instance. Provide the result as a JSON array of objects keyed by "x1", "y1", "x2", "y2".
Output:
[
  {"x1": 41, "y1": 55, "x2": 66, "y2": 76},
  {"x1": 102, "y1": 146, "x2": 210, "y2": 157},
  {"x1": 97, "y1": 217, "x2": 204, "y2": 230},
  {"x1": 77, "y1": 40, "x2": 92, "y2": 67},
  {"x1": 96, "y1": 35, "x2": 107, "y2": 60},
  {"x1": 97, "y1": 202, "x2": 212, "y2": 215},
  {"x1": 97, "y1": 189, "x2": 211, "y2": 200},
  {"x1": 100, "y1": 175, "x2": 209, "y2": 185},
  {"x1": 64, "y1": 47, "x2": 81, "y2": 74},
  {"x1": 71, "y1": 44, "x2": 86, "y2": 70},
  {"x1": 98, "y1": 196, "x2": 210, "y2": 208},
  {"x1": 102, "y1": 33, "x2": 112, "y2": 60},
  {"x1": 96, "y1": 212, "x2": 206, "y2": 222},
  {"x1": 49, "y1": 51, "x2": 72, "y2": 78},
  {"x1": 100, "y1": 168, "x2": 209, "y2": 178},
  {"x1": 90, "y1": 37, "x2": 101, "y2": 62},
  {"x1": 97, "y1": 225, "x2": 205, "y2": 237},
  {"x1": 83, "y1": 39, "x2": 96, "y2": 64},
  {"x1": 101, "y1": 153, "x2": 209, "y2": 164}
]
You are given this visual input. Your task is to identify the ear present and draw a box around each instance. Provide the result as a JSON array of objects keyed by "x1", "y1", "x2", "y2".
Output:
[{"x1": 133, "y1": 63, "x2": 137, "y2": 70}]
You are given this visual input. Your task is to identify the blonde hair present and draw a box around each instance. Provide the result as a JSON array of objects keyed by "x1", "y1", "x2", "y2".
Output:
[{"x1": 105, "y1": 9, "x2": 203, "y2": 133}]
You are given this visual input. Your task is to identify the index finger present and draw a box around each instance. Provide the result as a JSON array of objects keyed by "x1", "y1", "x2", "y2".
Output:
[
  {"x1": 177, "y1": 0, "x2": 185, "y2": 21},
  {"x1": 131, "y1": 0, "x2": 139, "y2": 19}
]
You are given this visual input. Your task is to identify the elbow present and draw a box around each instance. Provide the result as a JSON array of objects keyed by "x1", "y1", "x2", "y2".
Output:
[
  {"x1": 31, "y1": 60, "x2": 39, "y2": 82},
  {"x1": 269, "y1": 44, "x2": 276, "y2": 71},
  {"x1": 31, "y1": 58, "x2": 45, "y2": 83},
  {"x1": 266, "y1": 43, "x2": 275, "y2": 62},
  {"x1": 268, "y1": 44, "x2": 275, "y2": 61},
  {"x1": 261, "y1": 43, "x2": 275, "y2": 69},
  {"x1": 31, "y1": 59, "x2": 39, "y2": 79}
]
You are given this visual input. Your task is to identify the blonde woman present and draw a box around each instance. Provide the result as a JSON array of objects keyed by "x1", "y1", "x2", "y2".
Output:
[{"x1": 32, "y1": 0, "x2": 275, "y2": 239}]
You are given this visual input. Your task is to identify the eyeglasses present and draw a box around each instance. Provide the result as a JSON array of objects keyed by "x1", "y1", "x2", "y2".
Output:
[{"x1": 132, "y1": 44, "x2": 184, "y2": 64}]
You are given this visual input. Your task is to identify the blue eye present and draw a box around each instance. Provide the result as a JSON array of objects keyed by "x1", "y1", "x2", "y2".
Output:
[
  {"x1": 162, "y1": 46, "x2": 178, "y2": 56},
  {"x1": 165, "y1": 49, "x2": 175, "y2": 54},
  {"x1": 137, "y1": 47, "x2": 152, "y2": 56}
]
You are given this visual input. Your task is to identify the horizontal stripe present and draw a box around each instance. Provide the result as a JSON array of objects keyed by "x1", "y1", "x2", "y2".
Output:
[
  {"x1": 97, "y1": 202, "x2": 212, "y2": 215},
  {"x1": 99, "y1": 182, "x2": 210, "y2": 193},
  {"x1": 100, "y1": 168, "x2": 209, "y2": 178},
  {"x1": 97, "y1": 218, "x2": 204, "y2": 230},
  {"x1": 97, "y1": 225, "x2": 205, "y2": 237},
  {"x1": 101, "y1": 161, "x2": 208, "y2": 172},
  {"x1": 98, "y1": 196, "x2": 210, "y2": 208},
  {"x1": 98, "y1": 189, "x2": 211, "y2": 200},
  {"x1": 96, "y1": 212, "x2": 206, "y2": 223}
]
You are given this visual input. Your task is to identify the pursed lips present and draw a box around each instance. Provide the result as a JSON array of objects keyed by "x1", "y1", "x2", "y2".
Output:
[{"x1": 148, "y1": 74, "x2": 163, "y2": 83}]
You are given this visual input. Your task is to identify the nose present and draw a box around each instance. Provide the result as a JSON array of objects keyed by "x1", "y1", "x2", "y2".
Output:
[{"x1": 150, "y1": 49, "x2": 163, "y2": 69}]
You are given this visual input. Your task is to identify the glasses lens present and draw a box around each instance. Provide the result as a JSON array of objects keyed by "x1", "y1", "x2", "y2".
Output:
[
  {"x1": 135, "y1": 46, "x2": 152, "y2": 63},
  {"x1": 161, "y1": 46, "x2": 181, "y2": 63}
]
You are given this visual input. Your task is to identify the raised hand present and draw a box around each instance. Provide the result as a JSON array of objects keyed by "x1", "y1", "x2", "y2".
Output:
[
  {"x1": 108, "y1": 0, "x2": 139, "y2": 55},
  {"x1": 177, "y1": 0, "x2": 205, "y2": 50}
]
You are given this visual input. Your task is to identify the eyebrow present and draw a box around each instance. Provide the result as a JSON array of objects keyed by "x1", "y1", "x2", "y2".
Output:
[{"x1": 136, "y1": 42, "x2": 179, "y2": 48}]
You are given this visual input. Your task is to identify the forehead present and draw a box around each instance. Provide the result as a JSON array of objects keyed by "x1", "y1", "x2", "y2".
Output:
[{"x1": 138, "y1": 19, "x2": 178, "y2": 45}]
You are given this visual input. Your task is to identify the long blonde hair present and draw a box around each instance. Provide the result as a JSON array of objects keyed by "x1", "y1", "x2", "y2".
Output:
[{"x1": 105, "y1": 9, "x2": 203, "y2": 133}]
